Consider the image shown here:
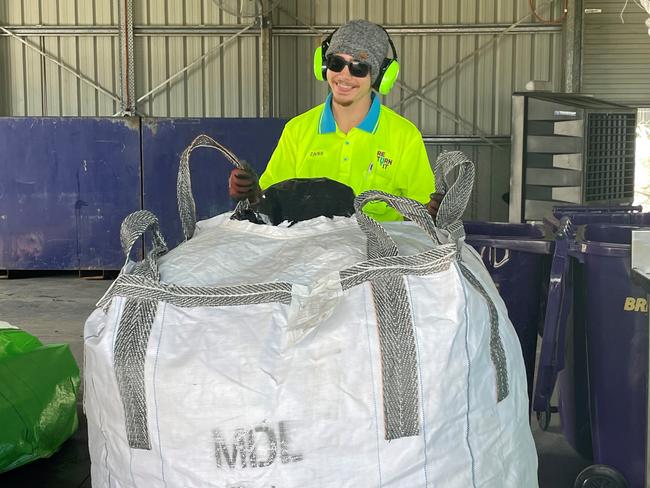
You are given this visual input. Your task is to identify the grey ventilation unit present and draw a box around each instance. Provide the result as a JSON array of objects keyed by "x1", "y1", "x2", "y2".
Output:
[{"x1": 509, "y1": 92, "x2": 636, "y2": 222}]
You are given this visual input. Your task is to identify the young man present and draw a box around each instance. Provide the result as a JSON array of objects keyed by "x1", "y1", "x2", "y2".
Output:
[{"x1": 229, "y1": 19, "x2": 442, "y2": 221}]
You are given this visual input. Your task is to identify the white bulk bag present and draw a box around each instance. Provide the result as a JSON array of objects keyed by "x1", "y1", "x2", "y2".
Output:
[{"x1": 84, "y1": 136, "x2": 538, "y2": 488}]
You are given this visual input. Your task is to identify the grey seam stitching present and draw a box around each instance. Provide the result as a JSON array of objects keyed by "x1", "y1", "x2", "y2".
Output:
[
  {"x1": 405, "y1": 276, "x2": 430, "y2": 488},
  {"x1": 363, "y1": 285, "x2": 383, "y2": 488},
  {"x1": 458, "y1": 262, "x2": 478, "y2": 487},
  {"x1": 128, "y1": 416, "x2": 136, "y2": 485},
  {"x1": 458, "y1": 262, "x2": 509, "y2": 401},
  {"x1": 110, "y1": 296, "x2": 123, "y2": 355},
  {"x1": 154, "y1": 302, "x2": 167, "y2": 486},
  {"x1": 91, "y1": 375, "x2": 111, "y2": 488}
]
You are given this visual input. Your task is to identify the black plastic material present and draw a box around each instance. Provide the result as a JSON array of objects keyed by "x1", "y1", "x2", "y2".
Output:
[{"x1": 236, "y1": 178, "x2": 356, "y2": 226}]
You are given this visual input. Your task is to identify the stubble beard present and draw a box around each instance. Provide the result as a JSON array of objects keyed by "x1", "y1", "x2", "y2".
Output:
[{"x1": 332, "y1": 96, "x2": 354, "y2": 108}]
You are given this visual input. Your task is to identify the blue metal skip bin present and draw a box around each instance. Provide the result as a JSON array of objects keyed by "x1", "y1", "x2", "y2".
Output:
[
  {"x1": 464, "y1": 221, "x2": 553, "y2": 403},
  {"x1": 0, "y1": 117, "x2": 142, "y2": 271}
]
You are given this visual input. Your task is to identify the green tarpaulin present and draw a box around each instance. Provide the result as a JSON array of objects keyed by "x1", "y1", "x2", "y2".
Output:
[{"x1": 0, "y1": 323, "x2": 80, "y2": 473}]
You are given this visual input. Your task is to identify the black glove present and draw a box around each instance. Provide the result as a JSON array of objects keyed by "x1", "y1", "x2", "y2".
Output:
[
  {"x1": 426, "y1": 192, "x2": 444, "y2": 220},
  {"x1": 228, "y1": 167, "x2": 261, "y2": 203}
]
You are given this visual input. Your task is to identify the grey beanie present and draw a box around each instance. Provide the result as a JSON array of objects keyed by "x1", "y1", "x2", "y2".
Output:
[{"x1": 325, "y1": 20, "x2": 389, "y2": 84}]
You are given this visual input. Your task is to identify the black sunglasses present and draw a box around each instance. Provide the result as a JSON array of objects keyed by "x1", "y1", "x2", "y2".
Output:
[{"x1": 326, "y1": 54, "x2": 371, "y2": 78}]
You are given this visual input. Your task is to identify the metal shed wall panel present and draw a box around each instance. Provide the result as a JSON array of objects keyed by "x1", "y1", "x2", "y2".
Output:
[
  {"x1": 1, "y1": 0, "x2": 120, "y2": 116},
  {"x1": 134, "y1": 0, "x2": 243, "y2": 25},
  {"x1": 133, "y1": 1, "x2": 260, "y2": 116},
  {"x1": 135, "y1": 35, "x2": 261, "y2": 117},
  {"x1": 582, "y1": 0, "x2": 650, "y2": 107},
  {"x1": 425, "y1": 141, "x2": 511, "y2": 221},
  {"x1": 1, "y1": 0, "x2": 565, "y2": 125},
  {"x1": 273, "y1": 0, "x2": 563, "y2": 24}
]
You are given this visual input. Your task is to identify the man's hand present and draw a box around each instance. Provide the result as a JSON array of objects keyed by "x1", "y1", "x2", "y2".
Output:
[
  {"x1": 426, "y1": 192, "x2": 444, "y2": 220},
  {"x1": 228, "y1": 168, "x2": 261, "y2": 203}
]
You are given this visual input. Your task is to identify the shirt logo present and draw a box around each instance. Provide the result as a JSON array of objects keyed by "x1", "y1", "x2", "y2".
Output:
[
  {"x1": 309, "y1": 150, "x2": 324, "y2": 157},
  {"x1": 376, "y1": 150, "x2": 393, "y2": 169}
]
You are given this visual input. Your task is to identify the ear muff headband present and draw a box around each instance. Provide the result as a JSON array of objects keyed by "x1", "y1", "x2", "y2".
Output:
[
  {"x1": 313, "y1": 27, "x2": 400, "y2": 95},
  {"x1": 373, "y1": 33, "x2": 400, "y2": 95}
]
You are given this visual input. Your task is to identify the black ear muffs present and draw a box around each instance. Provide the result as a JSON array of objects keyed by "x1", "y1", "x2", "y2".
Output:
[{"x1": 313, "y1": 27, "x2": 400, "y2": 95}]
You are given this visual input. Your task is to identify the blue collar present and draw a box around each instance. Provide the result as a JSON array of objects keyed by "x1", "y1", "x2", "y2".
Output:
[{"x1": 318, "y1": 92, "x2": 381, "y2": 134}]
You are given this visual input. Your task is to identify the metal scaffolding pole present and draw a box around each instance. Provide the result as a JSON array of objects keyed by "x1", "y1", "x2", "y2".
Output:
[
  {"x1": 259, "y1": 0, "x2": 273, "y2": 117},
  {"x1": 118, "y1": 0, "x2": 136, "y2": 115},
  {"x1": 564, "y1": 0, "x2": 583, "y2": 93},
  {"x1": 0, "y1": 24, "x2": 562, "y2": 37}
]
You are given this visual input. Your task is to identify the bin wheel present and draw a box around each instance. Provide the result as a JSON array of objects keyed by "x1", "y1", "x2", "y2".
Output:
[
  {"x1": 574, "y1": 464, "x2": 628, "y2": 488},
  {"x1": 536, "y1": 407, "x2": 551, "y2": 431}
]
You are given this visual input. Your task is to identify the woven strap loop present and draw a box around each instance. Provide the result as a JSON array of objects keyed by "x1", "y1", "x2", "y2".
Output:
[
  {"x1": 353, "y1": 190, "x2": 440, "y2": 259},
  {"x1": 433, "y1": 151, "x2": 475, "y2": 243},
  {"x1": 177, "y1": 134, "x2": 251, "y2": 241},
  {"x1": 119, "y1": 210, "x2": 167, "y2": 278}
]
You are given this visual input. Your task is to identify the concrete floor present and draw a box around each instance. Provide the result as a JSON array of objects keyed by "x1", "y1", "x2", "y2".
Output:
[{"x1": 0, "y1": 274, "x2": 592, "y2": 487}]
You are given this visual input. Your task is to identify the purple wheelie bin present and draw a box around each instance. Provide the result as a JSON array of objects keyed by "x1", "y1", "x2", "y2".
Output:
[
  {"x1": 536, "y1": 207, "x2": 645, "y2": 456},
  {"x1": 535, "y1": 207, "x2": 650, "y2": 488},
  {"x1": 463, "y1": 221, "x2": 553, "y2": 405},
  {"x1": 556, "y1": 208, "x2": 647, "y2": 469},
  {"x1": 572, "y1": 221, "x2": 650, "y2": 488}
]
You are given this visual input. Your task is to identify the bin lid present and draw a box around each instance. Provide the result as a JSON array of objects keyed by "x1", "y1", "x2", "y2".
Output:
[
  {"x1": 463, "y1": 221, "x2": 552, "y2": 254},
  {"x1": 583, "y1": 223, "x2": 648, "y2": 246},
  {"x1": 533, "y1": 219, "x2": 575, "y2": 418},
  {"x1": 464, "y1": 221, "x2": 546, "y2": 238},
  {"x1": 553, "y1": 206, "x2": 649, "y2": 227},
  {"x1": 578, "y1": 223, "x2": 650, "y2": 257}
]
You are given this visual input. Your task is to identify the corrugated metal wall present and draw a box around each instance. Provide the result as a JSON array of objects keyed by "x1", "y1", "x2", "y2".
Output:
[
  {"x1": 425, "y1": 141, "x2": 511, "y2": 220},
  {"x1": 582, "y1": 0, "x2": 650, "y2": 107},
  {"x1": 133, "y1": 1, "x2": 261, "y2": 117},
  {"x1": 1, "y1": 0, "x2": 565, "y2": 125},
  {"x1": 0, "y1": 0, "x2": 121, "y2": 116}
]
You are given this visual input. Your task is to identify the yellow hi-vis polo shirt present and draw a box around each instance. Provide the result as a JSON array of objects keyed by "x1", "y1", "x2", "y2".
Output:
[{"x1": 259, "y1": 93, "x2": 436, "y2": 221}]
